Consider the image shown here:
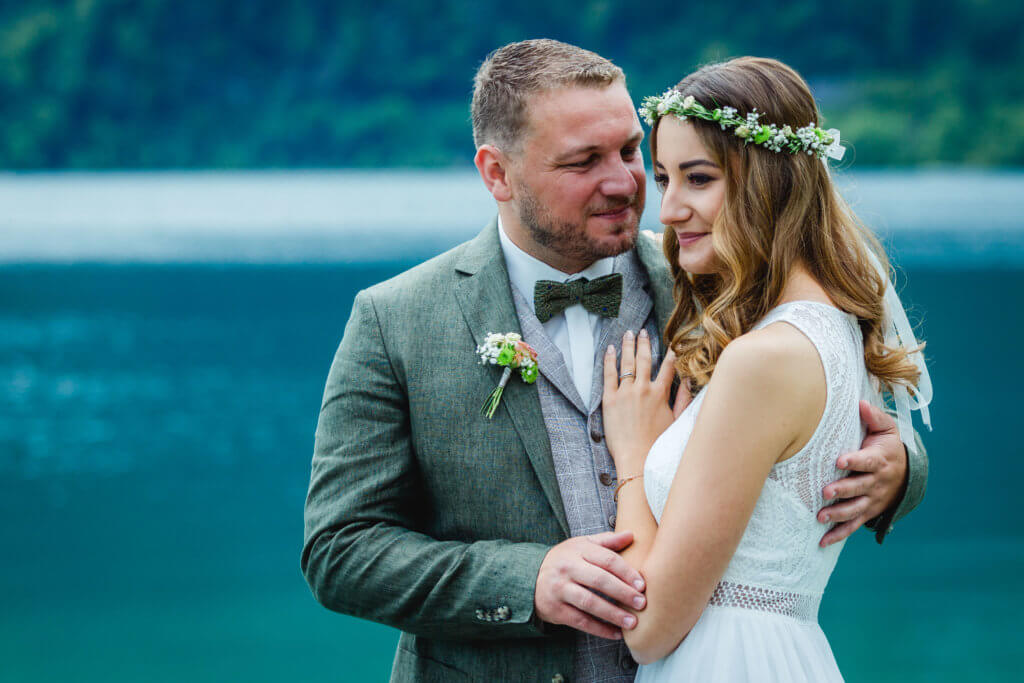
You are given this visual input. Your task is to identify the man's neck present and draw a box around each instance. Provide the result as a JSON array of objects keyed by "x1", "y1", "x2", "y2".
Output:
[{"x1": 497, "y1": 208, "x2": 594, "y2": 275}]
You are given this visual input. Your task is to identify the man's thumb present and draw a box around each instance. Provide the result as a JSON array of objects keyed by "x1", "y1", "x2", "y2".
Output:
[{"x1": 859, "y1": 400, "x2": 896, "y2": 434}]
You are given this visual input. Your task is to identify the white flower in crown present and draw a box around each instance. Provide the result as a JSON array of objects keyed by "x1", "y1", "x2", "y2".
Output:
[{"x1": 656, "y1": 89, "x2": 675, "y2": 115}]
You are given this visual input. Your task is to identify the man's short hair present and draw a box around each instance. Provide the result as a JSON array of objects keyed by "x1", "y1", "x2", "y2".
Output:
[{"x1": 471, "y1": 39, "x2": 625, "y2": 153}]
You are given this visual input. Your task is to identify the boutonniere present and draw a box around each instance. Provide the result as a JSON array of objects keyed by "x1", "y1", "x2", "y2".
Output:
[{"x1": 476, "y1": 332, "x2": 539, "y2": 419}]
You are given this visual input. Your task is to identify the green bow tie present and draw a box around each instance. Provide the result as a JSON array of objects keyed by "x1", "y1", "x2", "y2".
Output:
[{"x1": 533, "y1": 273, "x2": 623, "y2": 324}]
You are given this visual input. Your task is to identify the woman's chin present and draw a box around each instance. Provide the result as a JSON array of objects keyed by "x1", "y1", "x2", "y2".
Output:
[{"x1": 677, "y1": 253, "x2": 718, "y2": 275}]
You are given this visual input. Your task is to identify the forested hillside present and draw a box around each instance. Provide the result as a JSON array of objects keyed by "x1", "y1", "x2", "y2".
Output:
[{"x1": 1, "y1": 0, "x2": 1021, "y2": 168}]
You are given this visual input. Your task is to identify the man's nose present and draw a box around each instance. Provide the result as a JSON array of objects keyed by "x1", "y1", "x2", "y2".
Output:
[{"x1": 600, "y1": 157, "x2": 639, "y2": 198}]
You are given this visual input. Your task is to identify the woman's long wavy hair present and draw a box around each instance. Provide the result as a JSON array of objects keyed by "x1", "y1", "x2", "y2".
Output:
[{"x1": 652, "y1": 57, "x2": 922, "y2": 393}]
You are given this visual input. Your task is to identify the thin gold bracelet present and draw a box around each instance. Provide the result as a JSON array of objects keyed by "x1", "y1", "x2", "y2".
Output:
[{"x1": 614, "y1": 474, "x2": 644, "y2": 502}]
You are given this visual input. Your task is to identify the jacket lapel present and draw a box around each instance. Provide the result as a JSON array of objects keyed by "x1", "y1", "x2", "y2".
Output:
[
  {"x1": 512, "y1": 288, "x2": 588, "y2": 414},
  {"x1": 589, "y1": 251, "x2": 655, "y2": 413},
  {"x1": 635, "y1": 230, "x2": 676, "y2": 335},
  {"x1": 453, "y1": 220, "x2": 570, "y2": 537}
]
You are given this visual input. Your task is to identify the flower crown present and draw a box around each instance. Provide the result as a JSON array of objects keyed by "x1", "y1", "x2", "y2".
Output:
[{"x1": 638, "y1": 90, "x2": 846, "y2": 162}]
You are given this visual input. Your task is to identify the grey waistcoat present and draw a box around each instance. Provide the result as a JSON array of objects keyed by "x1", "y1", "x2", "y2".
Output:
[{"x1": 510, "y1": 249, "x2": 663, "y2": 683}]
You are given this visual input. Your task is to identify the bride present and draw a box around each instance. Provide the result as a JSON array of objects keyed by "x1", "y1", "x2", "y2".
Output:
[{"x1": 601, "y1": 57, "x2": 931, "y2": 681}]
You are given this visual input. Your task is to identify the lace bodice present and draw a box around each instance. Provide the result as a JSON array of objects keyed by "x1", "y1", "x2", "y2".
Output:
[{"x1": 644, "y1": 301, "x2": 879, "y2": 622}]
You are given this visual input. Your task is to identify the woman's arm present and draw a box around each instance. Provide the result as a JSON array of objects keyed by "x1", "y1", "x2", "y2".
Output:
[{"x1": 603, "y1": 324, "x2": 826, "y2": 664}]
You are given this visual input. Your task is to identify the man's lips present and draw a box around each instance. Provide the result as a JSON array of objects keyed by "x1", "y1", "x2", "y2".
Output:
[{"x1": 592, "y1": 205, "x2": 633, "y2": 220}]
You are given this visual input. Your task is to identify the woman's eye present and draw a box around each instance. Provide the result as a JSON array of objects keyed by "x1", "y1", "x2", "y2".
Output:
[
  {"x1": 653, "y1": 174, "x2": 668, "y2": 192},
  {"x1": 688, "y1": 173, "x2": 713, "y2": 186}
]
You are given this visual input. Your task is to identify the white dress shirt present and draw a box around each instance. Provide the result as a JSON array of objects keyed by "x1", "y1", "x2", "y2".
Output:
[{"x1": 497, "y1": 217, "x2": 615, "y2": 407}]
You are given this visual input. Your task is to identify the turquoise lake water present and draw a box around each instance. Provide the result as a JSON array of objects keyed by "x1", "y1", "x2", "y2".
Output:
[
  {"x1": 1, "y1": 262, "x2": 1020, "y2": 682},
  {"x1": 1, "y1": 171, "x2": 1022, "y2": 681}
]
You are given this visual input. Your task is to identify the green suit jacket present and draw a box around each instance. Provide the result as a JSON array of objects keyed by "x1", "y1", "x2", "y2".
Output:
[{"x1": 302, "y1": 220, "x2": 928, "y2": 682}]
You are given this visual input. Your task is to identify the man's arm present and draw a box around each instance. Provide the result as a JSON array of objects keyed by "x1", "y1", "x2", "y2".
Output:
[
  {"x1": 302, "y1": 290, "x2": 549, "y2": 640},
  {"x1": 819, "y1": 402, "x2": 929, "y2": 546},
  {"x1": 302, "y1": 290, "x2": 646, "y2": 641}
]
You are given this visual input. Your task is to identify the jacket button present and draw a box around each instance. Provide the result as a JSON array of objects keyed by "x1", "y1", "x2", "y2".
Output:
[
  {"x1": 590, "y1": 428, "x2": 602, "y2": 443},
  {"x1": 620, "y1": 652, "x2": 637, "y2": 670},
  {"x1": 608, "y1": 513, "x2": 617, "y2": 527},
  {"x1": 599, "y1": 472, "x2": 614, "y2": 486}
]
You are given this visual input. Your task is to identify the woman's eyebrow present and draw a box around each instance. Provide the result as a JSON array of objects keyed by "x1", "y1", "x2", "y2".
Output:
[{"x1": 678, "y1": 159, "x2": 718, "y2": 170}]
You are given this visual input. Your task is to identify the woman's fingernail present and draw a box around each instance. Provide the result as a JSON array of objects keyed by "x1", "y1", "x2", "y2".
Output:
[
  {"x1": 633, "y1": 596, "x2": 645, "y2": 609},
  {"x1": 625, "y1": 330, "x2": 633, "y2": 339},
  {"x1": 623, "y1": 615, "x2": 636, "y2": 628},
  {"x1": 639, "y1": 328, "x2": 648, "y2": 338},
  {"x1": 634, "y1": 579, "x2": 645, "y2": 591},
  {"x1": 607, "y1": 345, "x2": 614, "y2": 354}
]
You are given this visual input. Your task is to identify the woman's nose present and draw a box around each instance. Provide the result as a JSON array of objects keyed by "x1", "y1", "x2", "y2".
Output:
[{"x1": 659, "y1": 187, "x2": 692, "y2": 226}]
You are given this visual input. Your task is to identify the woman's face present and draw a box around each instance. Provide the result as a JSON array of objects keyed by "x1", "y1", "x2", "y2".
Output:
[{"x1": 653, "y1": 117, "x2": 726, "y2": 275}]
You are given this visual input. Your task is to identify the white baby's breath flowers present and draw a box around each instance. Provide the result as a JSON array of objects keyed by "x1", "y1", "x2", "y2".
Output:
[{"x1": 637, "y1": 89, "x2": 846, "y2": 162}]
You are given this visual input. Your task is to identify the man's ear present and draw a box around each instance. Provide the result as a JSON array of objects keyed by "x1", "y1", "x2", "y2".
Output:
[{"x1": 474, "y1": 144, "x2": 514, "y2": 202}]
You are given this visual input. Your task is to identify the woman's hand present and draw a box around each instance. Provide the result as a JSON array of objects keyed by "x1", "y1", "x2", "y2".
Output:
[{"x1": 602, "y1": 329, "x2": 690, "y2": 475}]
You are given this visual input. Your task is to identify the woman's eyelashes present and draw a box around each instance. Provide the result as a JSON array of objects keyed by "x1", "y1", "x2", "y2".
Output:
[
  {"x1": 688, "y1": 172, "x2": 714, "y2": 187},
  {"x1": 653, "y1": 171, "x2": 715, "y2": 192}
]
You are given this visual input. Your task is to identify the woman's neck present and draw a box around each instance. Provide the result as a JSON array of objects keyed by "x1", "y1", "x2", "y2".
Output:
[{"x1": 777, "y1": 262, "x2": 835, "y2": 307}]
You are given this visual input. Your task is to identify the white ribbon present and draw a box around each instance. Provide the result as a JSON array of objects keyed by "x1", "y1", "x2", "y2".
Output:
[
  {"x1": 823, "y1": 129, "x2": 846, "y2": 162},
  {"x1": 865, "y1": 249, "x2": 933, "y2": 455}
]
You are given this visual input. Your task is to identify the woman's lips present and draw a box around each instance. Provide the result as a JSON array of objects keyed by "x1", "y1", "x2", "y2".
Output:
[{"x1": 677, "y1": 231, "x2": 708, "y2": 246}]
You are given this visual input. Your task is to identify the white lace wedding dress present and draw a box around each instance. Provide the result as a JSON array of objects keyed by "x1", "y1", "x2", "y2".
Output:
[{"x1": 637, "y1": 301, "x2": 879, "y2": 682}]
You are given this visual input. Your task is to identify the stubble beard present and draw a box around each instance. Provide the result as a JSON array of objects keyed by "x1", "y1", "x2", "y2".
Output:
[{"x1": 516, "y1": 186, "x2": 641, "y2": 269}]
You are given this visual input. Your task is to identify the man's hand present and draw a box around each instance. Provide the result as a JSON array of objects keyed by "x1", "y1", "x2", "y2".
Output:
[
  {"x1": 534, "y1": 531, "x2": 647, "y2": 640},
  {"x1": 818, "y1": 401, "x2": 907, "y2": 547}
]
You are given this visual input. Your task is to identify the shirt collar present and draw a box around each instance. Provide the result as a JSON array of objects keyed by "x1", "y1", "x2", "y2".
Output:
[{"x1": 497, "y1": 215, "x2": 615, "y2": 314}]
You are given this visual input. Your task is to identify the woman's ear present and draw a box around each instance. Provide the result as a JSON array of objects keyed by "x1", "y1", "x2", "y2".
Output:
[{"x1": 474, "y1": 145, "x2": 513, "y2": 202}]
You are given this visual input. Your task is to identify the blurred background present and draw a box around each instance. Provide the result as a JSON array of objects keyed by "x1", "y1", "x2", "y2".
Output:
[{"x1": 1, "y1": 1, "x2": 1022, "y2": 681}]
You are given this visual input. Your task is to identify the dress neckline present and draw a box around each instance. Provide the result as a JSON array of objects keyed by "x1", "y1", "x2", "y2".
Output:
[{"x1": 761, "y1": 300, "x2": 859, "y2": 325}]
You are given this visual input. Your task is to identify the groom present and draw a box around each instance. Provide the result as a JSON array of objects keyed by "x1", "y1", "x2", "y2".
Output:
[{"x1": 303, "y1": 39, "x2": 927, "y2": 682}]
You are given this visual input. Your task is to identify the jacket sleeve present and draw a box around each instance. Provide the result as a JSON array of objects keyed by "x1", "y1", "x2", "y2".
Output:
[
  {"x1": 866, "y1": 429, "x2": 928, "y2": 544},
  {"x1": 301, "y1": 290, "x2": 550, "y2": 640}
]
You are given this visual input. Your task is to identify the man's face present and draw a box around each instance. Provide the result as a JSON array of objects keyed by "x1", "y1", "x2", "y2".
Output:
[{"x1": 506, "y1": 82, "x2": 646, "y2": 272}]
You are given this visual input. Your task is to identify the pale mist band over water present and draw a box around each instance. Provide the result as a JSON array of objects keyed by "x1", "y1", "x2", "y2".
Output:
[{"x1": 3, "y1": 169, "x2": 1024, "y2": 265}]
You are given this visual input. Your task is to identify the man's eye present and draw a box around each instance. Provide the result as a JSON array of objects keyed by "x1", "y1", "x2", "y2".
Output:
[
  {"x1": 621, "y1": 147, "x2": 639, "y2": 160},
  {"x1": 566, "y1": 155, "x2": 596, "y2": 168}
]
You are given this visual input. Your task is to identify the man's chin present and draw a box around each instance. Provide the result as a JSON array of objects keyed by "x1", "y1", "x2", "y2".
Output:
[{"x1": 589, "y1": 224, "x2": 638, "y2": 258}]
